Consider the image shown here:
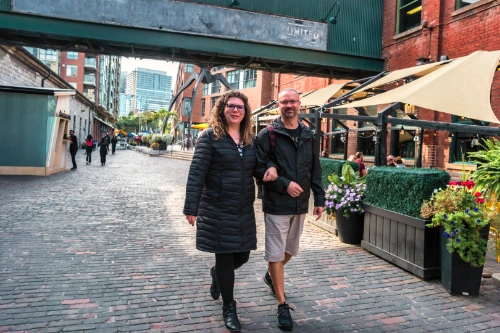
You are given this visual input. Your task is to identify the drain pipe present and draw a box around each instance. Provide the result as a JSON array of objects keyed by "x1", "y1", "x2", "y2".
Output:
[{"x1": 41, "y1": 69, "x2": 51, "y2": 87}]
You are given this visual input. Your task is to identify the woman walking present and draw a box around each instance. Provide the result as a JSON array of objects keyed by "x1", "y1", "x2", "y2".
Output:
[
  {"x1": 85, "y1": 134, "x2": 93, "y2": 165},
  {"x1": 183, "y1": 91, "x2": 262, "y2": 332},
  {"x1": 98, "y1": 138, "x2": 108, "y2": 166},
  {"x1": 111, "y1": 135, "x2": 118, "y2": 155}
]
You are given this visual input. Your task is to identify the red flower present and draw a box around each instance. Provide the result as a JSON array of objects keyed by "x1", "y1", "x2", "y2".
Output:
[
  {"x1": 448, "y1": 181, "x2": 460, "y2": 186},
  {"x1": 463, "y1": 180, "x2": 475, "y2": 189},
  {"x1": 475, "y1": 192, "x2": 481, "y2": 197},
  {"x1": 476, "y1": 198, "x2": 485, "y2": 204}
]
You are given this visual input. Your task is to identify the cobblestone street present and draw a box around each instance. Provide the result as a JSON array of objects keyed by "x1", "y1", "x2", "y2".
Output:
[{"x1": 1, "y1": 150, "x2": 500, "y2": 333}]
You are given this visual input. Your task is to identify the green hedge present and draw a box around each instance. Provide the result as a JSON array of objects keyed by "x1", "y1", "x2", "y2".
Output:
[
  {"x1": 320, "y1": 158, "x2": 359, "y2": 189},
  {"x1": 365, "y1": 167, "x2": 450, "y2": 218}
]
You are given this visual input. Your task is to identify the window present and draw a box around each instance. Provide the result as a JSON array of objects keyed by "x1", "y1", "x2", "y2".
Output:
[
  {"x1": 185, "y1": 64, "x2": 194, "y2": 73},
  {"x1": 201, "y1": 99, "x2": 206, "y2": 117},
  {"x1": 456, "y1": 0, "x2": 481, "y2": 9},
  {"x1": 450, "y1": 116, "x2": 485, "y2": 162},
  {"x1": 38, "y1": 49, "x2": 58, "y2": 62},
  {"x1": 330, "y1": 109, "x2": 348, "y2": 155},
  {"x1": 211, "y1": 96, "x2": 219, "y2": 110},
  {"x1": 397, "y1": 0, "x2": 422, "y2": 34},
  {"x1": 153, "y1": 74, "x2": 160, "y2": 90},
  {"x1": 202, "y1": 84, "x2": 209, "y2": 96},
  {"x1": 212, "y1": 66, "x2": 226, "y2": 72},
  {"x1": 243, "y1": 69, "x2": 257, "y2": 88},
  {"x1": 182, "y1": 98, "x2": 192, "y2": 116},
  {"x1": 227, "y1": 70, "x2": 240, "y2": 90},
  {"x1": 66, "y1": 65, "x2": 78, "y2": 77},
  {"x1": 67, "y1": 51, "x2": 79, "y2": 59},
  {"x1": 68, "y1": 82, "x2": 77, "y2": 89},
  {"x1": 211, "y1": 80, "x2": 221, "y2": 94}
]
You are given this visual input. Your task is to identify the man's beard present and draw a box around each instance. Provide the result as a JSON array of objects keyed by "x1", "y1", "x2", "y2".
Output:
[{"x1": 282, "y1": 108, "x2": 296, "y2": 118}]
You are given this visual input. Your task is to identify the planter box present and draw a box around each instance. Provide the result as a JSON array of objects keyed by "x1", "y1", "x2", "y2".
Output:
[
  {"x1": 306, "y1": 194, "x2": 337, "y2": 235},
  {"x1": 149, "y1": 149, "x2": 160, "y2": 155},
  {"x1": 361, "y1": 204, "x2": 441, "y2": 279}
]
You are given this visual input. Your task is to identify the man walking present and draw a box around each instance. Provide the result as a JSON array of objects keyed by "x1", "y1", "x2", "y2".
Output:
[
  {"x1": 68, "y1": 130, "x2": 78, "y2": 171},
  {"x1": 256, "y1": 88, "x2": 325, "y2": 331}
]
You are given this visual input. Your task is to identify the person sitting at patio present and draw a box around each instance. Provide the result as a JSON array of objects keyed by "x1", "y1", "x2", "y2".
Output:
[
  {"x1": 354, "y1": 152, "x2": 367, "y2": 177},
  {"x1": 387, "y1": 155, "x2": 396, "y2": 167},
  {"x1": 395, "y1": 156, "x2": 405, "y2": 168}
]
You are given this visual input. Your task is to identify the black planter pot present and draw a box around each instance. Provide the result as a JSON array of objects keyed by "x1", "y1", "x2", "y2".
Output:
[
  {"x1": 440, "y1": 225, "x2": 489, "y2": 296},
  {"x1": 335, "y1": 211, "x2": 364, "y2": 245}
]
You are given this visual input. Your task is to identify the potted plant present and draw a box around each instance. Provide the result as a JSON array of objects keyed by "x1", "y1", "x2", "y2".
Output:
[
  {"x1": 362, "y1": 168, "x2": 450, "y2": 279},
  {"x1": 306, "y1": 159, "x2": 359, "y2": 234},
  {"x1": 150, "y1": 142, "x2": 160, "y2": 154},
  {"x1": 421, "y1": 175, "x2": 490, "y2": 296},
  {"x1": 324, "y1": 162, "x2": 366, "y2": 244}
]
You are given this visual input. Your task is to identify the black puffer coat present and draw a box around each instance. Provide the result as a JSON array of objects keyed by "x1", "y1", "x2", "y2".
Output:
[{"x1": 183, "y1": 129, "x2": 257, "y2": 254}]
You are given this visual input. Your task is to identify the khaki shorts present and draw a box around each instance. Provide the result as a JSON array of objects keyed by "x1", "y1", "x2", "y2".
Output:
[{"x1": 264, "y1": 213, "x2": 306, "y2": 262}]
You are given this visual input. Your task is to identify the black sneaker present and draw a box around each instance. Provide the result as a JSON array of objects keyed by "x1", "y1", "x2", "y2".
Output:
[
  {"x1": 210, "y1": 266, "x2": 220, "y2": 300},
  {"x1": 277, "y1": 302, "x2": 294, "y2": 331},
  {"x1": 264, "y1": 271, "x2": 286, "y2": 299}
]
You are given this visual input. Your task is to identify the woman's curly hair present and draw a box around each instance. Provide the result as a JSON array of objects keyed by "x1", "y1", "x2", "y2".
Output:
[{"x1": 209, "y1": 90, "x2": 254, "y2": 146}]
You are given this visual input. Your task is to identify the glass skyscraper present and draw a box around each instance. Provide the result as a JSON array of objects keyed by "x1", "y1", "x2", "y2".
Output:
[{"x1": 126, "y1": 68, "x2": 172, "y2": 113}]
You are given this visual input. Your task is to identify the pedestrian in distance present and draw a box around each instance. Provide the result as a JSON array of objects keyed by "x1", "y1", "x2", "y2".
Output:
[
  {"x1": 183, "y1": 90, "x2": 277, "y2": 333},
  {"x1": 111, "y1": 135, "x2": 118, "y2": 155},
  {"x1": 67, "y1": 130, "x2": 78, "y2": 171},
  {"x1": 255, "y1": 88, "x2": 325, "y2": 331},
  {"x1": 104, "y1": 132, "x2": 111, "y2": 151},
  {"x1": 98, "y1": 138, "x2": 107, "y2": 166},
  {"x1": 85, "y1": 134, "x2": 93, "y2": 165}
]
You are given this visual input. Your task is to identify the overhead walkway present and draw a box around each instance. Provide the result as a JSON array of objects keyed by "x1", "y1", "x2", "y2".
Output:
[{"x1": 0, "y1": 0, "x2": 384, "y2": 78}]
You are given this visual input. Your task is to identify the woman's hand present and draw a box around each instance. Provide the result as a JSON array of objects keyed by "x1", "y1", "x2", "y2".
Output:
[
  {"x1": 186, "y1": 215, "x2": 197, "y2": 226},
  {"x1": 263, "y1": 167, "x2": 278, "y2": 182}
]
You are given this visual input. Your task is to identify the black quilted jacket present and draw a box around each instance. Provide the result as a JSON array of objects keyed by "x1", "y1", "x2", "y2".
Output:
[{"x1": 183, "y1": 129, "x2": 257, "y2": 253}]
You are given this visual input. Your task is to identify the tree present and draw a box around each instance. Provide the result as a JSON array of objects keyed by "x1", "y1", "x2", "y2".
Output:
[
  {"x1": 157, "y1": 108, "x2": 178, "y2": 134},
  {"x1": 116, "y1": 114, "x2": 139, "y2": 134}
]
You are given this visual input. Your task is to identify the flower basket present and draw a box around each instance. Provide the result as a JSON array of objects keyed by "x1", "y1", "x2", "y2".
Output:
[
  {"x1": 421, "y1": 171, "x2": 491, "y2": 293},
  {"x1": 324, "y1": 162, "x2": 366, "y2": 245},
  {"x1": 440, "y1": 225, "x2": 489, "y2": 296}
]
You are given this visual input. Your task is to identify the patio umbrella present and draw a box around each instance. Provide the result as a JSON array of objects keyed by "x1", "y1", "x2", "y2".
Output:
[{"x1": 343, "y1": 50, "x2": 500, "y2": 124}]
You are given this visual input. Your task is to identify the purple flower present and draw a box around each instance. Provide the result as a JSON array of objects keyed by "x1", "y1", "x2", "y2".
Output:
[{"x1": 344, "y1": 185, "x2": 348, "y2": 189}]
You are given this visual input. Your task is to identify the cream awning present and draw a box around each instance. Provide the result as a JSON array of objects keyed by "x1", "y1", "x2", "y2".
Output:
[
  {"x1": 342, "y1": 50, "x2": 500, "y2": 124},
  {"x1": 359, "y1": 60, "x2": 451, "y2": 92},
  {"x1": 300, "y1": 83, "x2": 346, "y2": 107}
]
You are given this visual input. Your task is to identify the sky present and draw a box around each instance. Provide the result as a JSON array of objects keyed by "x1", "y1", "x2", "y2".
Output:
[{"x1": 121, "y1": 57, "x2": 179, "y2": 80}]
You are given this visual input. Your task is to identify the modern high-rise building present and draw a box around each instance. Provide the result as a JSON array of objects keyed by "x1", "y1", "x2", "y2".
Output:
[
  {"x1": 98, "y1": 55, "x2": 121, "y2": 118},
  {"x1": 24, "y1": 47, "x2": 121, "y2": 119},
  {"x1": 118, "y1": 71, "x2": 130, "y2": 117},
  {"x1": 23, "y1": 47, "x2": 60, "y2": 74},
  {"x1": 125, "y1": 68, "x2": 172, "y2": 113}
]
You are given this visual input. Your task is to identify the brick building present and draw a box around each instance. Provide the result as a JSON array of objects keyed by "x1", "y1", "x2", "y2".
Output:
[
  {"x1": 173, "y1": 64, "x2": 272, "y2": 142},
  {"x1": 0, "y1": 45, "x2": 116, "y2": 144},
  {"x1": 381, "y1": 0, "x2": 500, "y2": 168}
]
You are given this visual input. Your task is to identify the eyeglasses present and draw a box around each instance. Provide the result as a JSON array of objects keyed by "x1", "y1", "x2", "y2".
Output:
[
  {"x1": 226, "y1": 104, "x2": 245, "y2": 111},
  {"x1": 278, "y1": 100, "x2": 299, "y2": 105}
]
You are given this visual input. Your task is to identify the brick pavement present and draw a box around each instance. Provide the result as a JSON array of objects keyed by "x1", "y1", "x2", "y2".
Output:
[{"x1": 1, "y1": 150, "x2": 500, "y2": 333}]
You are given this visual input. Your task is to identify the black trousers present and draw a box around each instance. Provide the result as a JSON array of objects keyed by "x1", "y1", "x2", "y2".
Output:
[
  {"x1": 100, "y1": 152, "x2": 106, "y2": 165},
  {"x1": 70, "y1": 150, "x2": 77, "y2": 169},
  {"x1": 215, "y1": 251, "x2": 250, "y2": 305},
  {"x1": 86, "y1": 147, "x2": 92, "y2": 163},
  {"x1": 112, "y1": 143, "x2": 116, "y2": 154}
]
